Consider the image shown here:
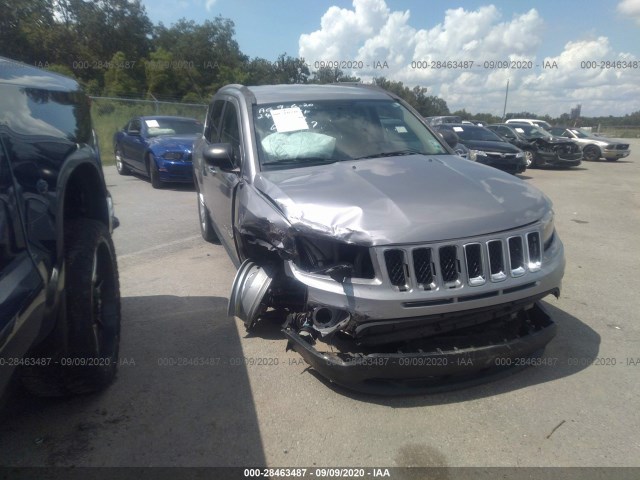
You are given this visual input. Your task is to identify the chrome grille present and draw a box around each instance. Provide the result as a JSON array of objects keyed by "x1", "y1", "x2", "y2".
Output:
[
  {"x1": 384, "y1": 249, "x2": 406, "y2": 287},
  {"x1": 439, "y1": 246, "x2": 459, "y2": 284},
  {"x1": 508, "y1": 236, "x2": 525, "y2": 277},
  {"x1": 412, "y1": 248, "x2": 434, "y2": 288},
  {"x1": 527, "y1": 232, "x2": 541, "y2": 271},
  {"x1": 487, "y1": 239, "x2": 506, "y2": 282},
  {"x1": 380, "y1": 228, "x2": 543, "y2": 291},
  {"x1": 464, "y1": 243, "x2": 485, "y2": 286},
  {"x1": 486, "y1": 152, "x2": 517, "y2": 159}
]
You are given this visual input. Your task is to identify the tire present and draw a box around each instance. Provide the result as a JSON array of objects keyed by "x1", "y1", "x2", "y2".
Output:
[
  {"x1": 583, "y1": 145, "x2": 601, "y2": 162},
  {"x1": 115, "y1": 147, "x2": 130, "y2": 175},
  {"x1": 21, "y1": 219, "x2": 121, "y2": 396},
  {"x1": 148, "y1": 153, "x2": 162, "y2": 189},
  {"x1": 523, "y1": 150, "x2": 534, "y2": 168},
  {"x1": 197, "y1": 187, "x2": 217, "y2": 242}
]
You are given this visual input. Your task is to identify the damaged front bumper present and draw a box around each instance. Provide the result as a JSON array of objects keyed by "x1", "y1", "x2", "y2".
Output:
[{"x1": 284, "y1": 302, "x2": 556, "y2": 394}]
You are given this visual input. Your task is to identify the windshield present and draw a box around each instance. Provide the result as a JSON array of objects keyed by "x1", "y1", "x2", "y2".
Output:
[
  {"x1": 144, "y1": 118, "x2": 202, "y2": 137},
  {"x1": 533, "y1": 121, "x2": 552, "y2": 130},
  {"x1": 568, "y1": 128, "x2": 591, "y2": 138},
  {"x1": 253, "y1": 99, "x2": 448, "y2": 170},
  {"x1": 448, "y1": 125, "x2": 504, "y2": 142},
  {"x1": 511, "y1": 124, "x2": 553, "y2": 139}
]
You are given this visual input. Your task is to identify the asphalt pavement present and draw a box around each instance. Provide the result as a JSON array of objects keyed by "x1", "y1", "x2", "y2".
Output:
[{"x1": 1, "y1": 140, "x2": 639, "y2": 469}]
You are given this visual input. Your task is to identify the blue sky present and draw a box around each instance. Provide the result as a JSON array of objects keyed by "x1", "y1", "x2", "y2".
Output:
[{"x1": 141, "y1": 0, "x2": 640, "y2": 116}]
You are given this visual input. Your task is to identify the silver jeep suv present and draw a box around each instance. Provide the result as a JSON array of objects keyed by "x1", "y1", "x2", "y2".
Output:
[{"x1": 193, "y1": 84, "x2": 565, "y2": 393}]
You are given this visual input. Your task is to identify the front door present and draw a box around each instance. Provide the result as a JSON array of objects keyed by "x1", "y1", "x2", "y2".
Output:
[{"x1": 202, "y1": 99, "x2": 243, "y2": 265}]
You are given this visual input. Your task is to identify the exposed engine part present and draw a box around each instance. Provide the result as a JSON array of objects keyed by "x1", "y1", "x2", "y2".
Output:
[
  {"x1": 311, "y1": 306, "x2": 351, "y2": 336},
  {"x1": 285, "y1": 312, "x2": 317, "y2": 345}
]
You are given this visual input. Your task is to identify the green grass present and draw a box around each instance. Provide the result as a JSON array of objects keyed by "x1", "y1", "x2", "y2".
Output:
[
  {"x1": 596, "y1": 127, "x2": 640, "y2": 139},
  {"x1": 92, "y1": 99, "x2": 207, "y2": 166}
]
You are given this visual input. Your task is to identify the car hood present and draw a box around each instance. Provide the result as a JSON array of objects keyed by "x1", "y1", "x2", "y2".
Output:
[
  {"x1": 458, "y1": 140, "x2": 521, "y2": 153},
  {"x1": 148, "y1": 134, "x2": 197, "y2": 151},
  {"x1": 253, "y1": 155, "x2": 549, "y2": 246}
]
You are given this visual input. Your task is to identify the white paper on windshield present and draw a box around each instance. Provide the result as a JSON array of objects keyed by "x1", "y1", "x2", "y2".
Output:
[
  {"x1": 515, "y1": 128, "x2": 525, "y2": 133},
  {"x1": 271, "y1": 107, "x2": 309, "y2": 133},
  {"x1": 453, "y1": 126, "x2": 464, "y2": 132},
  {"x1": 145, "y1": 119, "x2": 160, "y2": 128},
  {"x1": 395, "y1": 126, "x2": 408, "y2": 133}
]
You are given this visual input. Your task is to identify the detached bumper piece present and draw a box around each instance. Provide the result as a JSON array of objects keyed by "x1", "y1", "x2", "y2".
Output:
[{"x1": 284, "y1": 302, "x2": 556, "y2": 395}]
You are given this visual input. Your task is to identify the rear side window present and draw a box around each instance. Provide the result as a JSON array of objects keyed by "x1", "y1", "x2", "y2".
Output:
[
  {"x1": 0, "y1": 85, "x2": 92, "y2": 144},
  {"x1": 0, "y1": 83, "x2": 92, "y2": 191}
]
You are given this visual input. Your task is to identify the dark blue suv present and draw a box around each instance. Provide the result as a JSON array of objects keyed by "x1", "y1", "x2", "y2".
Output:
[{"x1": 0, "y1": 57, "x2": 121, "y2": 398}]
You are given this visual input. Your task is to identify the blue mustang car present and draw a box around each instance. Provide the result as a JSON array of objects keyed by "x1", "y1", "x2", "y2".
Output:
[{"x1": 114, "y1": 116, "x2": 202, "y2": 188}]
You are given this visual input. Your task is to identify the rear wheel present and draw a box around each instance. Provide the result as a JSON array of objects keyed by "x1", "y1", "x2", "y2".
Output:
[
  {"x1": 148, "y1": 153, "x2": 162, "y2": 189},
  {"x1": 583, "y1": 145, "x2": 600, "y2": 161},
  {"x1": 21, "y1": 219, "x2": 121, "y2": 396}
]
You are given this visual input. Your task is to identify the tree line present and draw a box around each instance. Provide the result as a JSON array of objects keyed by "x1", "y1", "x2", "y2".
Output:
[
  {"x1": 1, "y1": 0, "x2": 638, "y2": 124},
  {"x1": 0, "y1": 0, "x2": 449, "y2": 116}
]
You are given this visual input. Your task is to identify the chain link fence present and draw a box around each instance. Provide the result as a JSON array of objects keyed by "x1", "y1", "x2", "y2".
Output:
[{"x1": 91, "y1": 96, "x2": 208, "y2": 164}]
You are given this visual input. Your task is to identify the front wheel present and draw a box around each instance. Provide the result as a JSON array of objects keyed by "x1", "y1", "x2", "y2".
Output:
[
  {"x1": 583, "y1": 145, "x2": 601, "y2": 161},
  {"x1": 197, "y1": 188, "x2": 217, "y2": 242},
  {"x1": 523, "y1": 150, "x2": 534, "y2": 168},
  {"x1": 21, "y1": 219, "x2": 121, "y2": 396},
  {"x1": 148, "y1": 154, "x2": 162, "y2": 189}
]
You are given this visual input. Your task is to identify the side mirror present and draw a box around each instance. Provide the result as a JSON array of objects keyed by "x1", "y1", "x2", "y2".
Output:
[
  {"x1": 203, "y1": 143, "x2": 235, "y2": 171},
  {"x1": 439, "y1": 130, "x2": 459, "y2": 148}
]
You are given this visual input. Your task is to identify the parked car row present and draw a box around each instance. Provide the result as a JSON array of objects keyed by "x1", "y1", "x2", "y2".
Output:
[
  {"x1": 485, "y1": 124, "x2": 582, "y2": 168},
  {"x1": 112, "y1": 112, "x2": 632, "y2": 190},
  {"x1": 426, "y1": 115, "x2": 632, "y2": 176},
  {"x1": 548, "y1": 127, "x2": 631, "y2": 161}
]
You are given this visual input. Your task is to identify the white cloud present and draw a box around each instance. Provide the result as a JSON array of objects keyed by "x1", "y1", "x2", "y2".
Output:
[
  {"x1": 618, "y1": 0, "x2": 640, "y2": 24},
  {"x1": 299, "y1": 0, "x2": 640, "y2": 116},
  {"x1": 206, "y1": 0, "x2": 217, "y2": 11}
]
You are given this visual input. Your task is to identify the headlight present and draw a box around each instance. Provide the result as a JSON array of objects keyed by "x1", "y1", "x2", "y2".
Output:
[
  {"x1": 606, "y1": 144, "x2": 616, "y2": 149},
  {"x1": 468, "y1": 149, "x2": 486, "y2": 161},
  {"x1": 541, "y1": 210, "x2": 555, "y2": 249},
  {"x1": 162, "y1": 152, "x2": 183, "y2": 160},
  {"x1": 515, "y1": 151, "x2": 524, "y2": 158}
]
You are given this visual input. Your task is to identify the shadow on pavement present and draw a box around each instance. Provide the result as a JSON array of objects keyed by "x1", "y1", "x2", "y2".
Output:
[{"x1": 0, "y1": 295, "x2": 265, "y2": 467}]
